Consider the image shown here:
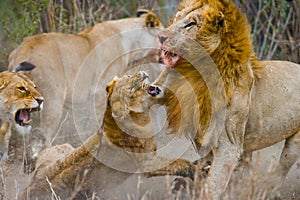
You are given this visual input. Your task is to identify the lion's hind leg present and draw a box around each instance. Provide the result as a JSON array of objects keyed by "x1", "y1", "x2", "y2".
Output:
[{"x1": 277, "y1": 131, "x2": 300, "y2": 179}]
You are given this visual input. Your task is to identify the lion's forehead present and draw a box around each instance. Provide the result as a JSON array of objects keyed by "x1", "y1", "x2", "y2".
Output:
[
  {"x1": 174, "y1": 4, "x2": 207, "y2": 22},
  {"x1": 114, "y1": 79, "x2": 142, "y2": 94},
  {"x1": 5, "y1": 74, "x2": 35, "y2": 88},
  {"x1": 16, "y1": 74, "x2": 36, "y2": 87},
  {"x1": 114, "y1": 78, "x2": 134, "y2": 90},
  {"x1": 112, "y1": 77, "x2": 147, "y2": 101},
  {"x1": 116, "y1": 74, "x2": 143, "y2": 87}
]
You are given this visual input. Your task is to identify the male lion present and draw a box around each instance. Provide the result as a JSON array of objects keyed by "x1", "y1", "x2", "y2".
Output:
[
  {"x1": 145, "y1": 0, "x2": 300, "y2": 198},
  {"x1": 0, "y1": 62, "x2": 43, "y2": 162},
  {"x1": 20, "y1": 71, "x2": 198, "y2": 199},
  {"x1": 8, "y1": 10, "x2": 163, "y2": 146}
]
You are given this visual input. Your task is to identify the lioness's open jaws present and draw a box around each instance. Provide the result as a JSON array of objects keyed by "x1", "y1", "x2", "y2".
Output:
[{"x1": 15, "y1": 106, "x2": 41, "y2": 126}]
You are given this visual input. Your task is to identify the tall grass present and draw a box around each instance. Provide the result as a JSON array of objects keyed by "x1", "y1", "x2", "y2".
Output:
[
  {"x1": 0, "y1": 0, "x2": 299, "y2": 69},
  {"x1": 236, "y1": 0, "x2": 300, "y2": 63}
]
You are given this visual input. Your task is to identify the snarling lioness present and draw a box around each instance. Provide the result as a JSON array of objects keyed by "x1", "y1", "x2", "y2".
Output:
[
  {"x1": 0, "y1": 62, "x2": 43, "y2": 162},
  {"x1": 8, "y1": 10, "x2": 163, "y2": 146},
  {"x1": 20, "y1": 71, "x2": 197, "y2": 199},
  {"x1": 145, "y1": 0, "x2": 300, "y2": 198}
]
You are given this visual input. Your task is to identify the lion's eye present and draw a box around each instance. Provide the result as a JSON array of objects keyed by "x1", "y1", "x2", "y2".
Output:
[
  {"x1": 184, "y1": 22, "x2": 196, "y2": 29},
  {"x1": 18, "y1": 86, "x2": 26, "y2": 91}
]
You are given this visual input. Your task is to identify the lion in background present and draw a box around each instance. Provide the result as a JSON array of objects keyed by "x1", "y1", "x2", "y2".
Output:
[
  {"x1": 8, "y1": 10, "x2": 163, "y2": 148},
  {"x1": 144, "y1": 0, "x2": 300, "y2": 198},
  {"x1": 0, "y1": 62, "x2": 43, "y2": 162}
]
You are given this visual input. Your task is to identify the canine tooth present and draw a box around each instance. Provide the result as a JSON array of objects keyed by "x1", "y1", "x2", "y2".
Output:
[{"x1": 23, "y1": 119, "x2": 32, "y2": 124}]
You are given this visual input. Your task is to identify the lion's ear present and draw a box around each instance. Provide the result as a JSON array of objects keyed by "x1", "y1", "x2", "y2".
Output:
[
  {"x1": 136, "y1": 9, "x2": 149, "y2": 17},
  {"x1": 217, "y1": 11, "x2": 228, "y2": 32},
  {"x1": 136, "y1": 8, "x2": 162, "y2": 28},
  {"x1": 0, "y1": 74, "x2": 10, "y2": 92},
  {"x1": 145, "y1": 12, "x2": 162, "y2": 28},
  {"x1": 12, "y1": 61, "x2": 36, "y2": 72},
  {"x1": 106, "y1": 76, "x2": 119, "y2": 96}
]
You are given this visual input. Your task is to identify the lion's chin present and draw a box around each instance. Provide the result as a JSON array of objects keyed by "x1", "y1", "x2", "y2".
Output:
[
  {"x1": 15, "y1": 124, "x2": 31, "y2": 135},
  {"x1": 160, "y1": 48, "x2": 180, "y2": 68}
]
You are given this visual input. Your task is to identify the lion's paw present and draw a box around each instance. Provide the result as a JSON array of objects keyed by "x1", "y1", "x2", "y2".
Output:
[{"x1": 170, "y1": 177, "x2": 195, "y2": 200}]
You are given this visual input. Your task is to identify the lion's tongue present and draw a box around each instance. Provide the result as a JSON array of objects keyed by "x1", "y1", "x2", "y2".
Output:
[{"x1": 19, "y1": 110, "x2": 31, "y2": 124}]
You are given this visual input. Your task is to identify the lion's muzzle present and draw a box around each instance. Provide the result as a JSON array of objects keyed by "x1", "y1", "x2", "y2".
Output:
[{"x1": 15, "y1": 97, "x2": 43, "y2": 126}]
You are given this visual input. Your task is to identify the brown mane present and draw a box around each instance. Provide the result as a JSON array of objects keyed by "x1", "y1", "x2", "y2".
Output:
[{"x1": 155, "y1": 0, "x2": 264, "y2": 150}]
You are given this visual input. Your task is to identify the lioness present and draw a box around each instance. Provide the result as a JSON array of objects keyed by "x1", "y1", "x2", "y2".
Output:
[
  {"x1": 20, "y1": 71, "x2": 198, "y2": 199},
  {"x1": 8, "y1": 10, "x2": 163, "y2": 146},
  {"x1": 146, "y1": 0, "x2": 300, "y2": 198},
  {"x1": 0, "y1": 62, "x2": 43, "y2": 162}
]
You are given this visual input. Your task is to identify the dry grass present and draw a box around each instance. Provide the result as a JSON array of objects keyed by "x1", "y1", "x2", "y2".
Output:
[
  {"x1": 0, "y1": 134, "x2": 298, "y2": 199},
  {"x1": 149, "y1": 158, "x2": 282, "y2": 200}
]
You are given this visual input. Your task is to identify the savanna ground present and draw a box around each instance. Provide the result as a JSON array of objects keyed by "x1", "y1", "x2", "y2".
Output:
[{"x1": 0, "y1": 0, "x2": 300, "y2": 199}]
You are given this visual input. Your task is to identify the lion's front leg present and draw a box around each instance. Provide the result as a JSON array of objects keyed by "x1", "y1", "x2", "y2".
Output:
[
  {"x1": 205, "y1": 134, "x2": 242, "y2": 199},
  {"x1": 0, "y1": 122, "x2": 11, "y2": 162},
  {"x1": 205, "y1": 88, "x2": 251, "y2": 199},
  {"x1": 143, "y1": 157, "x2": 197, "y2": 179}
]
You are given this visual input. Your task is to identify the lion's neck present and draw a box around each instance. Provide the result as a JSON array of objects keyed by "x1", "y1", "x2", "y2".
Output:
[
  {"x1": 163, "y1": 46, "x2": 255, "y2": 145},
  {"x1": 102, "y1": 104, "x2": 155, "y2": 152},
  {"x1": 160, "y1": 65, "x2": 212, "y2": 142}
]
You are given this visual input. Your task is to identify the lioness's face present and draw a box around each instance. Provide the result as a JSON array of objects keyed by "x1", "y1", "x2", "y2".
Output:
[
  {"x1": 158, "y1": 2, "x2": 224, "y2": 68},
  {"x1": 107, "y1": 71, "x2": 161, "y2": 120},
  {"x1": 0, "y1": 71, "x2": 44, "y2": 128}
]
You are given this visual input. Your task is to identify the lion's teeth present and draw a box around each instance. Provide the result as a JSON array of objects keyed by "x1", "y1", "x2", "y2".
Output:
[{"x1": 23, "y1": 119, "x2": 32, "y2": 124}]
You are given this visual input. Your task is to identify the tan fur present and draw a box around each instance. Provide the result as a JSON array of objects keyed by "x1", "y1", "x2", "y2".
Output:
[
  {"x1": 8, "y1": 11, "x2": 163, "y2": 145},
  {"x1": 20, "y1": 72, "x2": 196, "y2": 199},
  {"x1": 157, "y1": 0, "x2": 257, "y2": 157},
  {"x1": 149, "y1": 0, "x2": 300, "y2": 198},
  {"x1": 0, "y1": 71, "x2": 43, "y2": 162}
]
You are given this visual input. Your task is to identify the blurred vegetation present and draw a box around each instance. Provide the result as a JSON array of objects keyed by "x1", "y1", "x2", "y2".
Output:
[
  {"x1": 236, "y1": 0, "x2": 300, "y2": 63},
  {"x1": 0, "y1": 0, "x2": 299, "y2": 69}
]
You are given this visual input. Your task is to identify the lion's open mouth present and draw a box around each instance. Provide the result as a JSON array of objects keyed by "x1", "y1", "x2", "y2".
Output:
[
  {"x1": 160, "y1": 47, "x2": 180, "y2": 68},
  {"x1": 15, "y1": 107, "x2": 40, "y2": 126}
]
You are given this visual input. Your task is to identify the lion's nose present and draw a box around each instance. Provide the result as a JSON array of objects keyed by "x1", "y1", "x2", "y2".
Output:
[
  {"x1": 36, "y1": 98, "x2": 44, "y2": 106},
  {"x1": 158, "y1": 34, "x2": 167, "y2": 44},
  {"x1": 148, "y1": 85, "x2": 161, "y2": 97}
]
